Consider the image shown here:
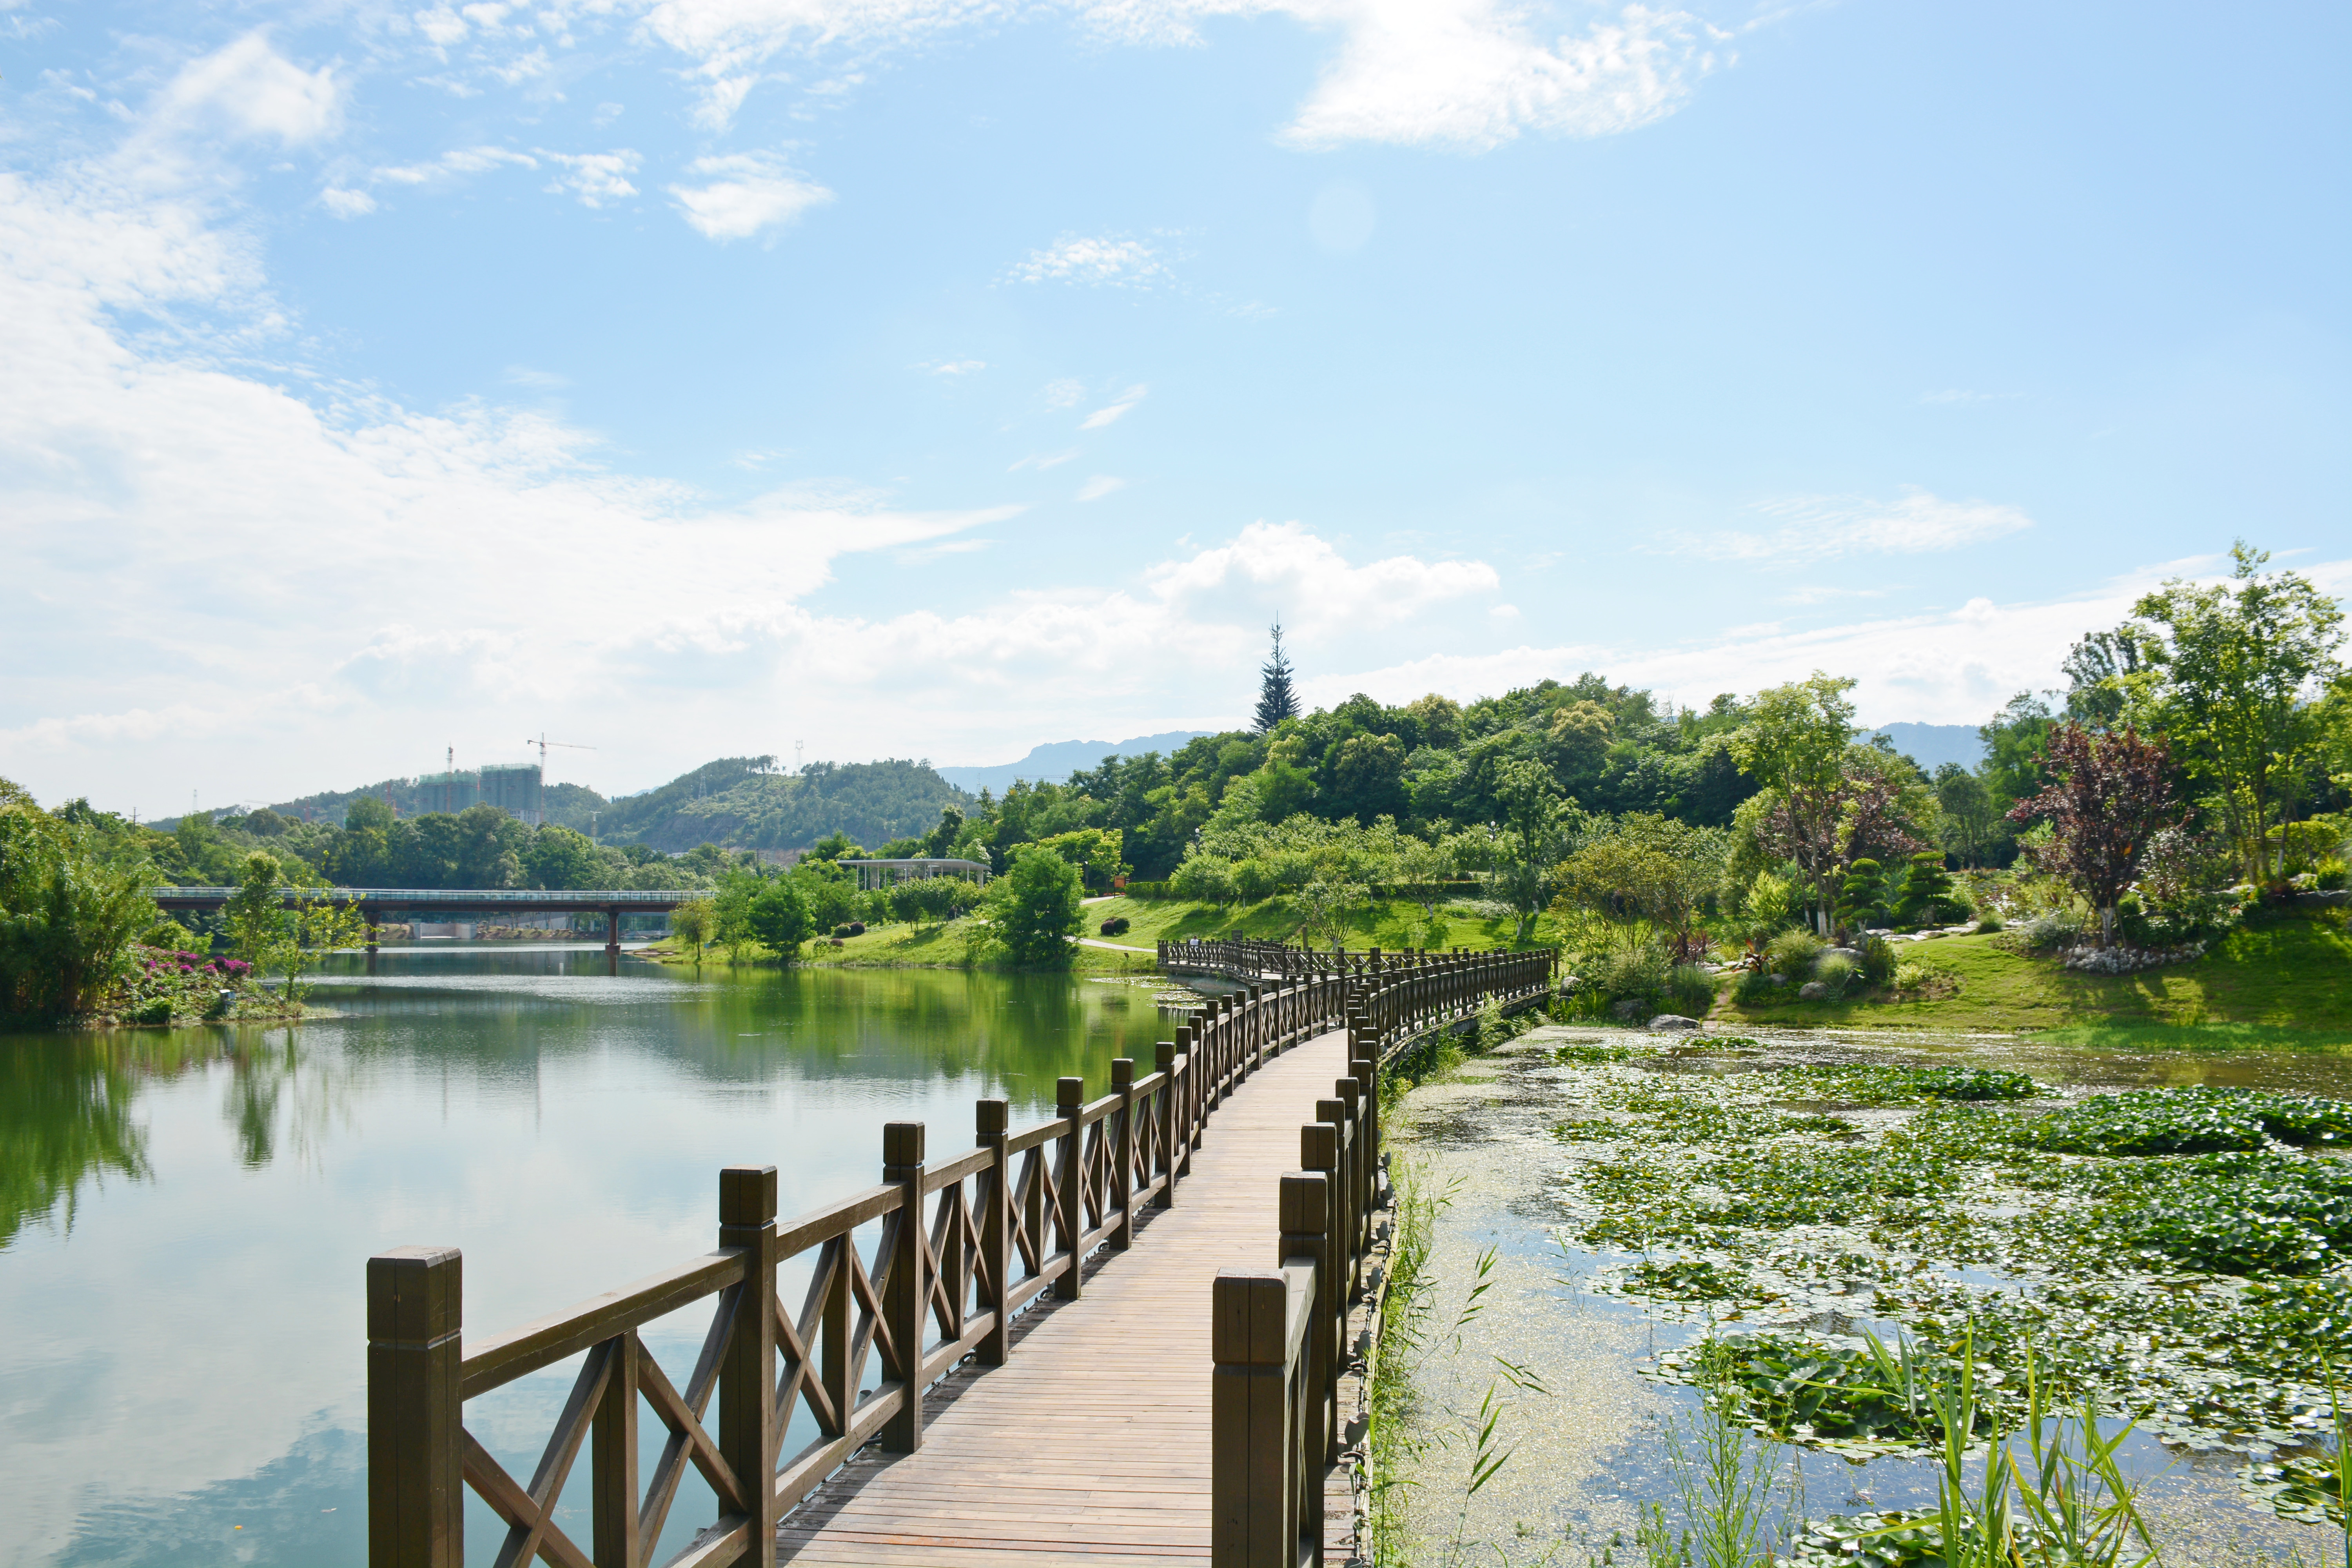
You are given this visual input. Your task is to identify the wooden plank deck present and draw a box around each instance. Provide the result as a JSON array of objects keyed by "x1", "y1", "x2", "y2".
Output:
[{"x1": 776, "y1": 1026, "x2": 1354, "y2": 1564}]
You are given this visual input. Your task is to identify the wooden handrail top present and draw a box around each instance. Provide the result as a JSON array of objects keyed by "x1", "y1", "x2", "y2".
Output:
[
  {"x1": 924, "y1": 1145, "x2": 995, "y2": 1189},
  {"x1": 775, "y1": 1182, "x2": 901, "y2": 1255},
  {"x1": 460, "y1": 1248, "x2": 746, "y2": 1398}
]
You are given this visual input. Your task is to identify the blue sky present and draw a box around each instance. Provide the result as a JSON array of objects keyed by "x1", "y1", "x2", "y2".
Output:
[{"x1": 2, "y1": 0, "x2": 2345, "y2": 815}]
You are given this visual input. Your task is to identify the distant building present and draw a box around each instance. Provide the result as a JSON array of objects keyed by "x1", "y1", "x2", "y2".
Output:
[
  {"x1": 416, "y1": 769, "x2": 479, "y2": 815},
  {"x1": 480, "y1": 763, "x2": 543, "y2": 824}
]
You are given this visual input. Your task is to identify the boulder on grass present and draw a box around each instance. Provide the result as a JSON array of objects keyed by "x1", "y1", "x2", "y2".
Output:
[
  {"x1": 1797, "y1": 981, "x2": 1831, "y2": 1000},
  {"x1": 1647, "y1": 1014, "x2": 1702, "y2": 1033}
]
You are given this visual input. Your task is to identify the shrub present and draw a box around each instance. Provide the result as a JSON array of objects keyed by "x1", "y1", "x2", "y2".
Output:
[
  {"x1": 1857, "y1": 936, "x2": 1896, "y2": 988},
  {"x1": 2005, "y1": 910, "x2": 2083, "y2": 953},
  {"x1": 1813, "y1": 953, "x2": 1857, "y2": 995},
  {"x1": 1763, "y1": 929, "x2": 1824, "y2": 981},
  {"x1": 1666, "y1": 964, "x2": 1715, "y2": 1018},
  {"x1": 1735, "y1": 969, "x2": 1780, "y2": 1003},
  {"x1": 831, "y1": 921, "x2": 865, "y2": 938},
  {"x1": 1099, "y1": 915, "x2": 1131, "y2": 936},
  {"x1": 2314, "y1": 857, "x2": 2349, "y2": 892}
]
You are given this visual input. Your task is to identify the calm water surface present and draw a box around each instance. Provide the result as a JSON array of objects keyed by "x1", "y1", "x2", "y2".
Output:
[{"x1": 0, "y1": 947, "x2": 1189, "y2": 1568}]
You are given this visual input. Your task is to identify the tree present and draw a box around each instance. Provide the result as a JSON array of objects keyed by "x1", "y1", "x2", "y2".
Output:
[
  {"x1": 747, "y1": 880, "x2": 815, "y2": 957},
  {"x1": 1835, "y1": 858, "x2": 1888, "y2": 932},
  {"x1": 281, "y1": 882, "x2": 368, "y2": 1000},
  {"x1": 224, "y1": 853, "x2": 287, "y2": 964},
  {"x1": 1728, "y1": 673, "x2": 1858, "y2": 932},
  {"x1": 2005, "y1": 724, "x2": 2178, "y2": 946},
  {"x1": 524, "y1": 826, "x2": 604, "y2": 889},
  {"x1": 986, "y1": 848, "x2": 1083, "y2": 967},
  {"x1": 0, "y1": 785, "x2": 158, "y2": 1017},
  {"x1": 1253, "y1": 621, "x2": 1299, "y2": 734},
  {"x1": 1892, "y1": 851, "x2": 1957, "y2": 926},
  {"x1": 1932, "y1": 764, "x2": 1999, "y2": 867},
  {"x1": 923, "y1": 806, "x2": 966, "y2": 860},
  {"x1": 671, "y1": 897, "x2": 718, "y2": 969},
  {"x1": 2129, "y1": 542, "x2": 2346, "y2": 884}
]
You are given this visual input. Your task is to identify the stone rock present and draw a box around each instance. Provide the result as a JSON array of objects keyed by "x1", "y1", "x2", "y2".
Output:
[
  {"x1": 1612, "y1": 998, "x2": 1647, "y2": 1022},
  {"x1": 1825, "y1": 947, "x2": 1864, "y2": 961},
  {"x1": 1798, "y1": 981, "x2": 1831, "y2": 1000},
  {"x1": 1648, "y1": 1014, "x2": 1702, "y2": 1033}
]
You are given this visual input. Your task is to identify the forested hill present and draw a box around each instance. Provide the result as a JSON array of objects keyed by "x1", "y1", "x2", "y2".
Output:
[{"x1": 596, "y1": 757, "x2": 973, "y2": 852}]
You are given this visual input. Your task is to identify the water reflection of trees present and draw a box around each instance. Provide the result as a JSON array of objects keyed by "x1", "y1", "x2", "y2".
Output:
[
  {"x1": 221, "y1": 1031, "x2": 354, "y2": 1172},
  {"x1": 0, "y1": 1038, "x2": 154, "y2": 1249},
  {"x1": 0, "y1": 1026, "x2": 362, "y2": 1246}
]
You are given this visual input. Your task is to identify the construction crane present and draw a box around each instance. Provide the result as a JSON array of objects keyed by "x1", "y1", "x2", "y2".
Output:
[
  {"x1": 526, "y1": 734, "x2": 595, "y2": 768},
  {"x1": 525, "y1": 735, "x2": 596, "y2": 827}
]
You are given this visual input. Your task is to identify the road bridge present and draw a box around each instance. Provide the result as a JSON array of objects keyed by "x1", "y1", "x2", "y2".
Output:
[
  {"x1": 147, "y1": 886, "x2": 703, "y2": 971},
  {"x1": 363, "y1": 946, "x2": 1557, "y2": 1568}
]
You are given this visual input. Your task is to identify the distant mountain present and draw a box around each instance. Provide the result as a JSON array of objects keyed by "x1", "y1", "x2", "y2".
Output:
[
  {"x1": 593, "y1": 757, "x2": 972, "y2": 852},
  {"x1": 936, "y1": 731, "x2": 1212, "y2": 795},
  {"x1": 1871, "y1": 722, "x2": 1985, "y2": 774}
]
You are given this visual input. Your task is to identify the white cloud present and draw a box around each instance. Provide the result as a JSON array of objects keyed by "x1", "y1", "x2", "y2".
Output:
[
  {"x1": 668, "y1": 154, "x2": 833, "y2": 240},
  {"x1": 1042, "y1": 378, "x2": 1087, "y2": 408},
  {"x1": 1665, "y1": 487, "x2": 2034, "y2": 564},
  {"x1": 1076, "y1": 475, "x2": 1125, "y2": 501},
  {"x1": 1010, "y1": 235, "x2": 1166, "y2": 287},
  {"x1": 922, "y1": 358, "x2": 987, "y2": 375},
  {"x1": 320, "y1": 186, "x2": 377, "y2": 218},
  {"x1": 1080, "y1": 384, "x2": 1148, "y2": 429},
  {"x1": 151, "y1": 33, "x2": 346, "y2": 147},
  {"x1": 376, "y1": 145, "x2": 538, "y2": 185},
  {"x1": 1488, "y1": 603, "x2": 1519, "y2": 621},
  {"x1": 1922, "y1": 389, "x2": 2024, "y2": 405},
  {"x1": 541, "y1": 151, "x2": 641, "y2": 207},
  {"x1": 1009, "y1": 450, "x2": 1077, "y2": 470},
  {"x1": 638, "y1": 0, "x2": 1728, "y2": 152},
  {"x1": 1304, "y1": 563, "x2": 2352, "y2": 728}
]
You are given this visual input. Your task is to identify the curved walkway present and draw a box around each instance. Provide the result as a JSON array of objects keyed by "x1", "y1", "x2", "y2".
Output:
[{"x1": 776, "y1": 1027, "x2": 1354, "y2": 1564}]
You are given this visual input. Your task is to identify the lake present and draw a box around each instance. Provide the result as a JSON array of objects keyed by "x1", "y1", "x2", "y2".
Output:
[{"x1": 0, "y1": 947, "x2": 1187, "y2": 1567}]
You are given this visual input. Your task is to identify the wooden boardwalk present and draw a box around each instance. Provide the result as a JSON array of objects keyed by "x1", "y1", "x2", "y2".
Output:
[{"x1": 776, "y1": 1027, "x2": 1355, "y2": 1565}]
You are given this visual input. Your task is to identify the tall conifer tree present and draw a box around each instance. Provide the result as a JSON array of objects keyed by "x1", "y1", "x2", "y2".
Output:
[{"x1": 1253, "y1": 622, "x2": 1298, "y2": 734}]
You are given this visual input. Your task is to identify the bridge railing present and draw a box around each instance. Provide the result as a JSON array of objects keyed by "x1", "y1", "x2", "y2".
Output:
[
  {"x1": 368, "y1": 967, "x2": 1368, "y2": 1567},
  {"x1": 1212, "y1": 947, "x2": 1556, "y2": 1568},
  {"x1": 148, "y1": 886, "x2": 707, "y2": 905}
]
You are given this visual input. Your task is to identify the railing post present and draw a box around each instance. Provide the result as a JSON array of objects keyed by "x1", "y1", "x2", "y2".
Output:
[
  {"x1": 1111, "y1": 1058, "x2": 1137, "y2": 1250},
  {"x1": 1154, "y1": 1043, "x2": 1179, "y2": 1205},
  {"x1": 1300, "y1": 1119, "x2": 1343, "y2": 1438},
  {"x1": 1279, "y1": 1172, "x2": 1334, "y2": 1467},
  {"x1": 978, "y1": 1099, "x2": 1011, "y2": 1365},
  {"x1": 368, "y1": 1245, "x2": 463, "y2": 1568},
  {"x1": 592, "y1": 1330, "x2": 641, "y2": 1568},
  {"x1": 1212, "y1": 1268, "x2": 1312, "y2": 1568},
  {"x1": 1176, "y1": 1023, "x2": 1200, "y2": 1162},
  {"x1": 1055, "y1": 1077, "x2": 1085, "y2": 1299},
  {"x1": 717, "y1": 1166, "x2": 779, "y2": 1560},
  {"x1": 881, "y1": 1126, "x2": 927, "y2": 1452}
]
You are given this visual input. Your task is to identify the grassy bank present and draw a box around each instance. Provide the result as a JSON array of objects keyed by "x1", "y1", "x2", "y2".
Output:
[{"x1": 1717, "y1": 909, "x2": 2352, "y2": 1040}]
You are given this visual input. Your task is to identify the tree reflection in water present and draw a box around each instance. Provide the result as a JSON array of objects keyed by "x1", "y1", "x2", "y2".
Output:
[{"x1": 0, "y1": 1036, "x2": 154, "y2": 1249}]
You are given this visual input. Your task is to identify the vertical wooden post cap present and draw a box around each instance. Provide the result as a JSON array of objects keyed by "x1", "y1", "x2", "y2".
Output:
[
  {"x1": 883, "y1": 1122, "x2": 926, "y2": 1166},
  {"x1": 719, "y1": 1165, "x2": 777, "y2": 1225},
  {"x1": 976, "y1": 1098, "x2": 1008, "y2": 1136},
  {"x1": 367, "y1": 1246, "x2": 461, "y2": 1343},
  {"x1": 1057, "y1": 1075, "x2": 1085, "y2": 1111}
]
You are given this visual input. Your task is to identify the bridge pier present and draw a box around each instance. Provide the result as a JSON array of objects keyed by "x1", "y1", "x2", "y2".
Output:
[
  {"x1": 364, "y1": 915, "x2": 379, "y2": 976},
  {"x1": 603, "y1": 903, "x2": 621, "y2": 975}
]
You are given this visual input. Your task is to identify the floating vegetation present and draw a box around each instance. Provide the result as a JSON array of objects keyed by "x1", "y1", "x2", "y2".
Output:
[
  {"x1": 1776, "y1": 1064, "x2": 2042, "y2": 1106},
  {"x1": 1546, "y1": 1044, "x2": 2352, "y2": 1520},
  {"x1": 2019, "y1": 1085, "x2": 2352, "y2": 1156}
]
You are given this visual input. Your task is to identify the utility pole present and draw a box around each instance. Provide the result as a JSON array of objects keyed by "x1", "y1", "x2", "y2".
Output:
[{"x1": 795, "y1": 740, "x2": 804, "y2": 773}]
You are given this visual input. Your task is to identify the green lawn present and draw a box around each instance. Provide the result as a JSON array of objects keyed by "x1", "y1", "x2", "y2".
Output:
[{"x1": 1717, "y1": 909, "x2": 2352, "y2": 1042}]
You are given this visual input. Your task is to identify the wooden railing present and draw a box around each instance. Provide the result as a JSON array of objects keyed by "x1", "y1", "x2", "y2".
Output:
[
  {"x1": 1158, "y1": 937, "x2": 1483, "y2": 984},
  {"x1": 366, "y1": 949, "x2": 1550, "y2": 1568},
  {"x1": 1212, "y1": 946, "x2": 1555, "y2": 1568},
  {"x1": 370, "y1": 970, "x2": 1355, "y2": 1567}
]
